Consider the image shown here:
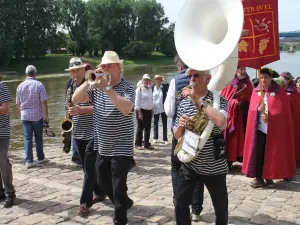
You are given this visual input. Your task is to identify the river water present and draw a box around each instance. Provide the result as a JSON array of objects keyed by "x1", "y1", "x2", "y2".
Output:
[{"x1": 4, "y1": 51, "x2": 300, "y2": 151}]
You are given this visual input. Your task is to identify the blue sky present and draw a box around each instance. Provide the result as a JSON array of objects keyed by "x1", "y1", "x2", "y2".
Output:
[{"x1": 157, "y1": 0, "x2": 300, "y2": 32}]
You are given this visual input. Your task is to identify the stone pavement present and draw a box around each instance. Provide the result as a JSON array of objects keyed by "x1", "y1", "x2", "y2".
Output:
[{"x1": 2, "y1": 142, "x2": 300, "y2": 225}]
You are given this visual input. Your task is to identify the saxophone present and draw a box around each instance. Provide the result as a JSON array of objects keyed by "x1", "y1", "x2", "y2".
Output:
[{"x1": 61, "y1": 80, "x2": 75, "y2": 153}]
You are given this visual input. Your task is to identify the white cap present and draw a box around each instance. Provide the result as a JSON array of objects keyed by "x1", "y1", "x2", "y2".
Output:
[
  {"x1": 65, "y1": 57, "x2": 85, "y2": 71},
  {"x1": 142, "y1": 74, "x2": 151, "y2": 80},
  {"x1": 25, "y1": 65, "x2": 37, "y2": 74}
]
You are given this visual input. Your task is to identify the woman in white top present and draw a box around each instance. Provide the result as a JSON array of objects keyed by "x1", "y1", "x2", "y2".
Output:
[
  {"x1": 135, "y1": 74, "x2": 154, "y2": 150},
  {"x1": 152, "y1": 75, "x2": 169, "y2": 144}
]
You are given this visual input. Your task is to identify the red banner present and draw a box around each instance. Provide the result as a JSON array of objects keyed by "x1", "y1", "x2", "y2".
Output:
[{"x1": 238, "y1": 0, "x2": 280, "y2": 69}]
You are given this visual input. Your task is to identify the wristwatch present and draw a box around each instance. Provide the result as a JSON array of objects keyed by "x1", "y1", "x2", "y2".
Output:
[{"x1": 105, "y1": 85, "x2": 111, "y2": 92}]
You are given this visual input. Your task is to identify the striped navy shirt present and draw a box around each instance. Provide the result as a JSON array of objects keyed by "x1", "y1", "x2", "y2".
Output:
[
  {"x1": 87, "y1": 79, "x2": 135, "y2": 157},
  {"x1": 65, "y1": 85, "x2": 93, "y2": 140},
  {"x1": 0, "y1": 82, "x2": 12, "y2": 138},
  {"x1": 175, "y1": 91, "x2": 229, "y2": 175}
]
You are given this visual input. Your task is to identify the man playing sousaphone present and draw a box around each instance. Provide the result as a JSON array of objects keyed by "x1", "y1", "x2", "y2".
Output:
[{"x1": 173, "y1": 68, "x2": 229, "y2": 225}]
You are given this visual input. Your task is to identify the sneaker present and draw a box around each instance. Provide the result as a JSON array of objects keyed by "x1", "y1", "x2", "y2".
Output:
[
  {"x1": 26, "y1": 162, "x2": 34, "y2": 169},
  {"x1": 164, "y1": 141, "x2": 168, "y2": 145},
  {"x1": 191, "y1": 213, "x2": 201, "y2": 222},
  {"x1": 153, "y1": 139, "x2": 158, "y2": 143},
  {"x1": 4, "y1": 195, "x2": 15, "y2": 208},
  {"x1": 250, "y1": 178, "x2": 264, "y2": 188},
  {"x1": 266, "y1": 180, "x2": 275, "y2": 188},
  {"x1": 37, "y1": 158, "x2": 49, "y2": 164}
]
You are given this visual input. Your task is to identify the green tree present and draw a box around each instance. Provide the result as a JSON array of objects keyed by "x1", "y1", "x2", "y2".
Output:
[
  {"x1": 159, "y1": 23, "x2": 176, "y2": 56},
  {"x1": 60, "y1": 0, "x2": 89, "y2": 56},
  {"x1": 134, "y1": 0, "x2": 169, "y2": 45},
  {"x1": 87, "y1": 0, "x2": 136, "y2": 54}
]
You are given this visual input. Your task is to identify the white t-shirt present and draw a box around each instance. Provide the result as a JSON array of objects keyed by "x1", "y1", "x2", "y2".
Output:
[{"x1": 258, "y1": 92, "x2": 268, "y2": 134}]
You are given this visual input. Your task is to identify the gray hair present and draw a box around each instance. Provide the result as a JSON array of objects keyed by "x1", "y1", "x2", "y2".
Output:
[{"x1": 25, "y1": 65, "x2": 37, "y2": 77}]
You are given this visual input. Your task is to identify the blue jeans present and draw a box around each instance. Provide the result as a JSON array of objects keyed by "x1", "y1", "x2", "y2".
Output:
[{"x1": 22, "y1": 119, "x2": 45, "y2": 163}]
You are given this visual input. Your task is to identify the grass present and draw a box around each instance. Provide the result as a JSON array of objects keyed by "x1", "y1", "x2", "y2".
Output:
[{"x1": 0, "y1": 52, "x2": 173, "y2": 77}]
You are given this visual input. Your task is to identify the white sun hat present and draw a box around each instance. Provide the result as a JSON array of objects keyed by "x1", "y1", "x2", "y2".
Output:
[{"x1": 98, "y1": 51, "x2": 124, "y2": 66}]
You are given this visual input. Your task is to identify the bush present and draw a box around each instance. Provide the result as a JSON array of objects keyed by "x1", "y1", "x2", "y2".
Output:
[{"x1": 122, "y1": 41, "x2": 154, "y2": 57}]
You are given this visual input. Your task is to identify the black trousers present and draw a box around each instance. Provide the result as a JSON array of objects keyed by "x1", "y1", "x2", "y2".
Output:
[
  {"x1": 175, "y1": 165, "x2": 228, "y2": 225},
  {"x1": 135, "y1": 109, "x2": 152, "y2": 148},
  {"x1": 256, "y1": 130, "x2": 267, "y2": 179},
  {"x1": 74, "y1": 139, "x2": 105, "y2": 207},
  {"x1": 171, "y1": 137, "x2": 204, "y2": 215},
  {"x1": 96, "y1": 154, "x2": 134, "y2": 225},
  {"x1": 153, "y1": 112, "x2": 168, "y2": 141}
]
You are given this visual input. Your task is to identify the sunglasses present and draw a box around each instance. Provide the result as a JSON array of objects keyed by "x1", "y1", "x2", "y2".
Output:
[
  {"x1": 69, "y1": 61, "x2": 82, "y2": 67},
  {"x1": 188, "y1": 74, "x2": 200, "y2": 79}
]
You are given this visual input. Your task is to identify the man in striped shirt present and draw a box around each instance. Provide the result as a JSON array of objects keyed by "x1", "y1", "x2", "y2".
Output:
[
  {"x1": 16, "y1": 65, "x2": 49, "y2": 168},
  {"x1": 0, "y1": 79, "x2": 16, "y2": 208},
  {"x1": 65, "y1": 58, "x2": 106, "y2": 215},
  {"x1": 173, "y1": 68, "x2": 228, "y2": 225},
  {"x1": 72, "y1": 51, "x2": 135, "y2": 225}
]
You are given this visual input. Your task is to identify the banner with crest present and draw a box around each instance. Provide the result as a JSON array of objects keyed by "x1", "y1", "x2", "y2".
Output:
[{"x1": 238, "y1": 0, "x2": 280, "y2": 69}]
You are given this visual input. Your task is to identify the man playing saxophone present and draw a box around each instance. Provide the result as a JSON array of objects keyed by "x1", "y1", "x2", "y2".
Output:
[
  {"x1": 173, "y1": 68, "x2": 228, "y2": 225},
  {"x1": 65, "y1": 58, "x2": 106, "y2": 216}
]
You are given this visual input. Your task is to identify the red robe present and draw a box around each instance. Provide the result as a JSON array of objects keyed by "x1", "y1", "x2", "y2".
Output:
[
  {"x1": 285, "y1": 82, "x2": 300, "y2": 167},
  {"x1": 242, "y1": 82, "x2": 296, "y2": 179},
  {"x1": 221, "y1": 75, "x2": 253, "y2": 162}
]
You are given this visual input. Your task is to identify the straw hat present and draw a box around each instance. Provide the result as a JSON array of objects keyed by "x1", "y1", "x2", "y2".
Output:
[
  {"x1": 98, "y1": 51, "x2": 124, "y2": 66},
  {"x1": 153, "y1": 75, "x2": 164, "y2": 82},
  {"x1": 65, "y1": 57, "x2": 86, "y2": 71}
]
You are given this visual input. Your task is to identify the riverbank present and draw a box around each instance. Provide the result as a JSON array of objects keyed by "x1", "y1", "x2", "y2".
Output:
[
  {"x1": 3, "y1": 139, "x2": 300, "y2": 224},
  {"x1": 0, "y1": 53, "x2": 174, "y2": 78}
]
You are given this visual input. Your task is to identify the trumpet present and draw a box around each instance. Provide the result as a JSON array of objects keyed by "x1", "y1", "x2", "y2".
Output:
[{"x1": 85, "y1": 70, "x2": 111, "y2": 87}]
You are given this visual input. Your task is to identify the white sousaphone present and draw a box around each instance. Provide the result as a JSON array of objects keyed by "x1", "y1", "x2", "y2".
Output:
[{"x1": 174, "y1": 0, "x2": 245, "y2": 163}]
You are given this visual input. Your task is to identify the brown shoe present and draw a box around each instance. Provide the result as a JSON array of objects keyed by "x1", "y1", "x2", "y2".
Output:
[
  {"x1": 77, "y1": 204, "x2": 89, "y2": 217},
  {"x1": 92, "y1": 195, "x2": 107, "y2": 204}
]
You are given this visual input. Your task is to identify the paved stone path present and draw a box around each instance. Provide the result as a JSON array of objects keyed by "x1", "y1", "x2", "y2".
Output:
[{"x1": 1, "y1": 141, "x2": 300, "y2": 225}]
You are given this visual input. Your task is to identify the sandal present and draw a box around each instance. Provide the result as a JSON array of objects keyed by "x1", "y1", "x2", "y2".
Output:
[{"x1": 77, "y1": 204, "x2": 89, "y2": 217}]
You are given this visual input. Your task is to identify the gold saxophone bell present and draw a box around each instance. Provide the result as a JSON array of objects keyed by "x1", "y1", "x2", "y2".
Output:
[
  {"x1": 60, "y1": 118, "x2": 74, "y2": 133},
  {"x1": 85, "y1": 70, "x2": 111, "y2": 87}
]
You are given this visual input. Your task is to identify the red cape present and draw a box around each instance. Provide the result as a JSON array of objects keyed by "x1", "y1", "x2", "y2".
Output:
[
  {"x1": 221, "y1": 75, "x2": 253, "y2": 162},
  {"x1": 285, "y1": 82, "x2": 300, "y2": 167},
  {"x1": 242, "y1": 82, "x2": 296, "y2": 179}
]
